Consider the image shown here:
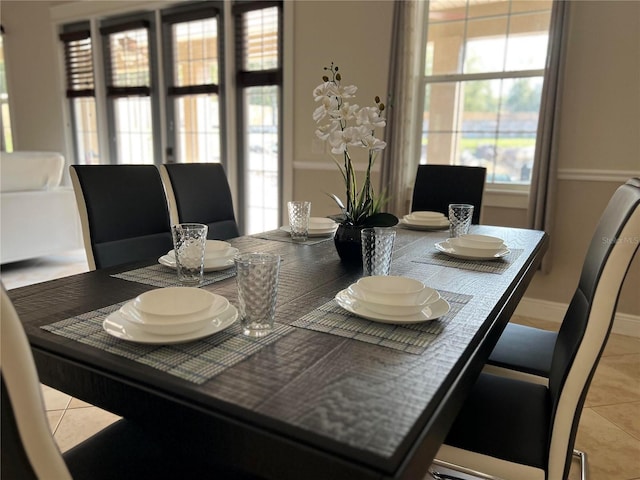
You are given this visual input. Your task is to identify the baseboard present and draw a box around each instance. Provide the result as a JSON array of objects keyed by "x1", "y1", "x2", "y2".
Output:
[{"x1": 515, "y1": 297, "x2": 640, "y2": 338}]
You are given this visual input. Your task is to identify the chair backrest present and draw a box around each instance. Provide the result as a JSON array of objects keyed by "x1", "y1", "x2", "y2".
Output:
[
  {"x1": 160, "y1": 163, "x2": 240, "y2": 240},
  {"x1": 70, "y1": 165, "x2": 174, "y2": 270},
  {"x1": 0, "y1": 285, "x2": 73, "y2": 479},
  {"x1": 547, "y1": 178, "x2": 640, "y2": 479},
  {"x1": 411, "y1": 165, "x2": 486, "y2": 224}
]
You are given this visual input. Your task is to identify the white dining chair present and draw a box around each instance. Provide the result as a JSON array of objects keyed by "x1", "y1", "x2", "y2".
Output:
[
  {"x1": 432, "y1": 178, "x2": 640, "y2": 480},
  {"x1": 0, "y1": 285, "x2": 258, "y2": 479}
]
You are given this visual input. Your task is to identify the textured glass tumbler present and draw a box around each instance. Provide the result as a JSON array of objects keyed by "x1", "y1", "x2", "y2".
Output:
[
  {"x1": 287, "y1": 201, "x2": 311, "y2": 242},
  {"x1": 448, "y1": 204, "x2": 474, "y2": 238},
  {"x1": 171, "y1": 223, "x2": 208, "y2": 285},
  {"x1": 361, "y1": 227, "x2": 397, "y2": 276},
  {"x1": 234, "y1": 253, "x2": 281, "y2": 337}
]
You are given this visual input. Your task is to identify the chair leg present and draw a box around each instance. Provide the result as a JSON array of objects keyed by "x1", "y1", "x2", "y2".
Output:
[
  {"x1": 430, "y1": 458, "x2": 505, "y2": 480},
  {"x1": 431, "y1": 451, "x2": 587, "y2": 480},
  {"x1": 573, "y1": 449, "x2": 588, "y2": 480}
]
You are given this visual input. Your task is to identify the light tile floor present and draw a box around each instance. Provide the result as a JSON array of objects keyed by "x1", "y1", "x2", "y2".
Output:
[{"x1": 2, "y1": 251, "x2": 639, "y2": 478}]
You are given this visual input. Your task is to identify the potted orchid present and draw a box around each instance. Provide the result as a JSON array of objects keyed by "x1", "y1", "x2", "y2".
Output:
[{"x1": 313, "y1": 63, "x2": 397, "y2": 263}]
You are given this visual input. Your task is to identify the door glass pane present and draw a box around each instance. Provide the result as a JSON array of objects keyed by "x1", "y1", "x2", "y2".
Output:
[
  {"x1": 244, "y1": 86, "x2": 279, "y2": 234},
  {"x1": 73, "y1": 98, "x2": 100, "y2": 164},
  {"x1": 242, "y1": 7, "x2": 279, "y2": 71},
  {"x1": 174, "y1": 94, "x2": 220, "y2": 163},
  {"x1": 172, "y1": 18, "x2": 218, "y2": 86},
  {"x1": 109, "y1": 29, "x2": 150, "y2": 87},
  {"x1": 0, "y1": 34, "x2": 13, "y2": 151},
  {"x1": 114, "y1": 97, "x2": 153, "y2": 164}
]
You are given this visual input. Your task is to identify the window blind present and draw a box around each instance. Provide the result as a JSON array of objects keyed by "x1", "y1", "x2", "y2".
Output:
[
  {"x1": 59, "y1": 30, "x2": 94, "y2": 98},
  {"x1": 234, "y1": 3, "x2": 281, "y2": 86}
]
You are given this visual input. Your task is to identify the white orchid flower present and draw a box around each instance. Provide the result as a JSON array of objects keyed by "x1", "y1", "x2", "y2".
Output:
[
  {"x1": 337, "y1": 84, "x2": 357, "y2": 98},
  {"x1": 315, "y1": 122, "x2": 339, "y2": 141},
  {"x1": 328, "y1": 130, "x2": 348, "y2": 154},
  {"x1": 313, "y1": 82, "x2": 339, "y2": 102},
  {"x1": 356, "y1": 106, "x2": 386, "y2": 129},
  {"x1": 361, "y1": 134, "x2": 387, "y2": 151}
]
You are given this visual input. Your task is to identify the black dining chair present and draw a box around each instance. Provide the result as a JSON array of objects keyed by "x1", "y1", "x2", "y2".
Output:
[
  {"x1": 0, "y1": 286, "x2": 258, "y2": 480},
  {"x1": 486, "y1": 178, "x2": 640, "y2": 384},
  {"x1": 411, "y1": 165, "x2": 486, "y2": 224},
  {"x1": 432, "y1": 178, "x2": 640, "y2": 480},
  {"x1": 70, "y1": 165, "x2": 174, "y2": 270},
  {"x1": 160, "y1": 163, "x2": 240, "y2": 240}
]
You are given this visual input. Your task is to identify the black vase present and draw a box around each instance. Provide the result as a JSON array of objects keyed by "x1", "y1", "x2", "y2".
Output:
[{"x1": 333, "y1": 224, "x2": 365, "y2": 267}]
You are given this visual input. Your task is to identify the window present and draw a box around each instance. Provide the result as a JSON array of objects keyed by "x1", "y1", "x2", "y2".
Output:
[
  {"x1": 421, "y1": 0, "x2": 552, "y2": 184},
  {"x1": 60, "y1": 24, "x2": 99, "y2": 163},
  {"x1": 0, "y1": 26, "x2": 13, "y2": 151},
  {"x1": 163, "y1": 4, "x2": 223, "y2": 164},
  {"x1": 101, "y1": 17, "x2": 159, "y2": 164},
  {"x1": 234, "y1": 2, "x2": 282, "y2": 234},
  {"x1": 59, "y1": 1, "x2": 282, "y2": 233}
]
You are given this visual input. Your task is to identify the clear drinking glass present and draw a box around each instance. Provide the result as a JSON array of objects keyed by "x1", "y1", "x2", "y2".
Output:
[
  {"x1": 448, "y1": 204, "x2": 474, "y2": 238},
  {"x1": 234, "y1": 252, "x2": 281, "y2": 337},
  {"x1": 287, "y1": 201, "x2": 312, "y2": 242},
  {"x1": 171, "y1": 223, "x2": 208, "y2": 285},
  {"x1": 361, "y1": 227, "x2": 397, "y2": 276}
]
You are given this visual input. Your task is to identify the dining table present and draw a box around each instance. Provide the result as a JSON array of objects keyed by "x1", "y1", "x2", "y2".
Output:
[{"x1": 8, "y1": 224, "x2": 548, "y2": 480}]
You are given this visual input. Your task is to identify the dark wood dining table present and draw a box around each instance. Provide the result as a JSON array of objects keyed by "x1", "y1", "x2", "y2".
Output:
[{"x1": 8, "y1": 225, "x2": 548, "y2": 480}]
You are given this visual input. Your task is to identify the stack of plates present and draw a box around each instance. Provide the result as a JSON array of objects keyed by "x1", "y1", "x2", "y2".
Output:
[
  {"x1": 280, "y1": 217, "x2": 338, "y2": 237},
  {"x1": 399, "y1": 211, "x2": 449, "y2": 231},
  {"x1": 103, "y1": 287, "x2": 238, "y2": 344},
  {"x1": 335, "y1": 275, "x2": 449, "y2": 324},
  {"x1": 159, "y1": 240, "x2": 238, "y2": 272},
  {"x1": 435, "y1": 234, "x2": 510, "y2": 260}
]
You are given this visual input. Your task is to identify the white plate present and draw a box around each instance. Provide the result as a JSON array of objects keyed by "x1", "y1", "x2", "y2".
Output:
[
  {"x1": 103, "y1": 304, "x2": 238, "y2": 344},
  {"x1": 159, "y1": 255, "x2": 235, "y2": 272},
  {"x1": 347, "y1": 284, "x2": 440, "y2": 316},
  {"x1": 407, "y1": 211, "x2": 445, "y2": 220},
  {"x1": 166, "y1": 247, "x2": 239, "y2": 263},
  {"x1": 279, "y1": 226, "x2": 338, "y2": 237},
  {"x1": 399, "y1": 218, "x2": 449, "y2": 231},
  {"x1": 435, "y1": 241, "x2": 510, "y2": 260},
  {"x1": 335, "y1": 289, "x2": 450, "y2": 324},
  {"x1": 121, "y1": 293, "x2": 229, "y2": 327},
  {"x1": 404, "y1": 214, "x2": 446, "y2": 225}
]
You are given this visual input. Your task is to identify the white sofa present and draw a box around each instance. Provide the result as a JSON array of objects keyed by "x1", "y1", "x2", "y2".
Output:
[{"x1": 1, "y1": 151, "x2": 83, "y2": 264}]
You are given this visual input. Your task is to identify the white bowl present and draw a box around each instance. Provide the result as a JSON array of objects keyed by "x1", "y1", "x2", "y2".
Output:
[
  {"x1": 205, "y1": 240, "x2": 234, "y2": 258},
  {"x1": 348, "y1": 284, "x2": 439, "y2": 316},
  {"x1": 447, "y1": 238, "x2": 503, "y2": 257},
  {"x1": 356, "y1": 276, "x2": 426, "y2": 305},
  {"x1": 408, "y1": 211, "x2": 445, "y2": 220},
  {"x1": 456, "y1": 234, "x2": 505, "y2": 249},
  {"x1": 133, "y1": 287, "x2": 216, "y2": 320},
  {"x1": 309, "y1": 217, "x2": 337, "y2": 229}
]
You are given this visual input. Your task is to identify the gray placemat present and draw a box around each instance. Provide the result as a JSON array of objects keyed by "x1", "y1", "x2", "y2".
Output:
[
  {"x1": 252, "y1": 229, "x2": 334, "y2": 246},
  {"x1": 41, "y1": 302, "x2": 294, "y2": 384},
  {"x1": 112, "y1": 263, "x2": 236, "y2": 287},
  {"x1": 291, "y1": 291, "x2": 471, "y2": 354},
  {"x1": 412, "y1": 249, "x2": 523, "y2": 274}
]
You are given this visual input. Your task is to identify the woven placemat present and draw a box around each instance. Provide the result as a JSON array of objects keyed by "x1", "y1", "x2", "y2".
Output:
[
  {"x1": 41, "y1": 302, "x2": 294, "y2": 384},
  {"x1": 252, "y1": 229, "x2": 334, "y2": 246},
  {"x1": 112, "y1": 263, "x2": 236, "y2": 287},
  {"x1": 291, "y1": 291, "x2": 471, "y2": 354},
  {"x1": 412, "y1": 249, "x2": 523, "y2": 274}
]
